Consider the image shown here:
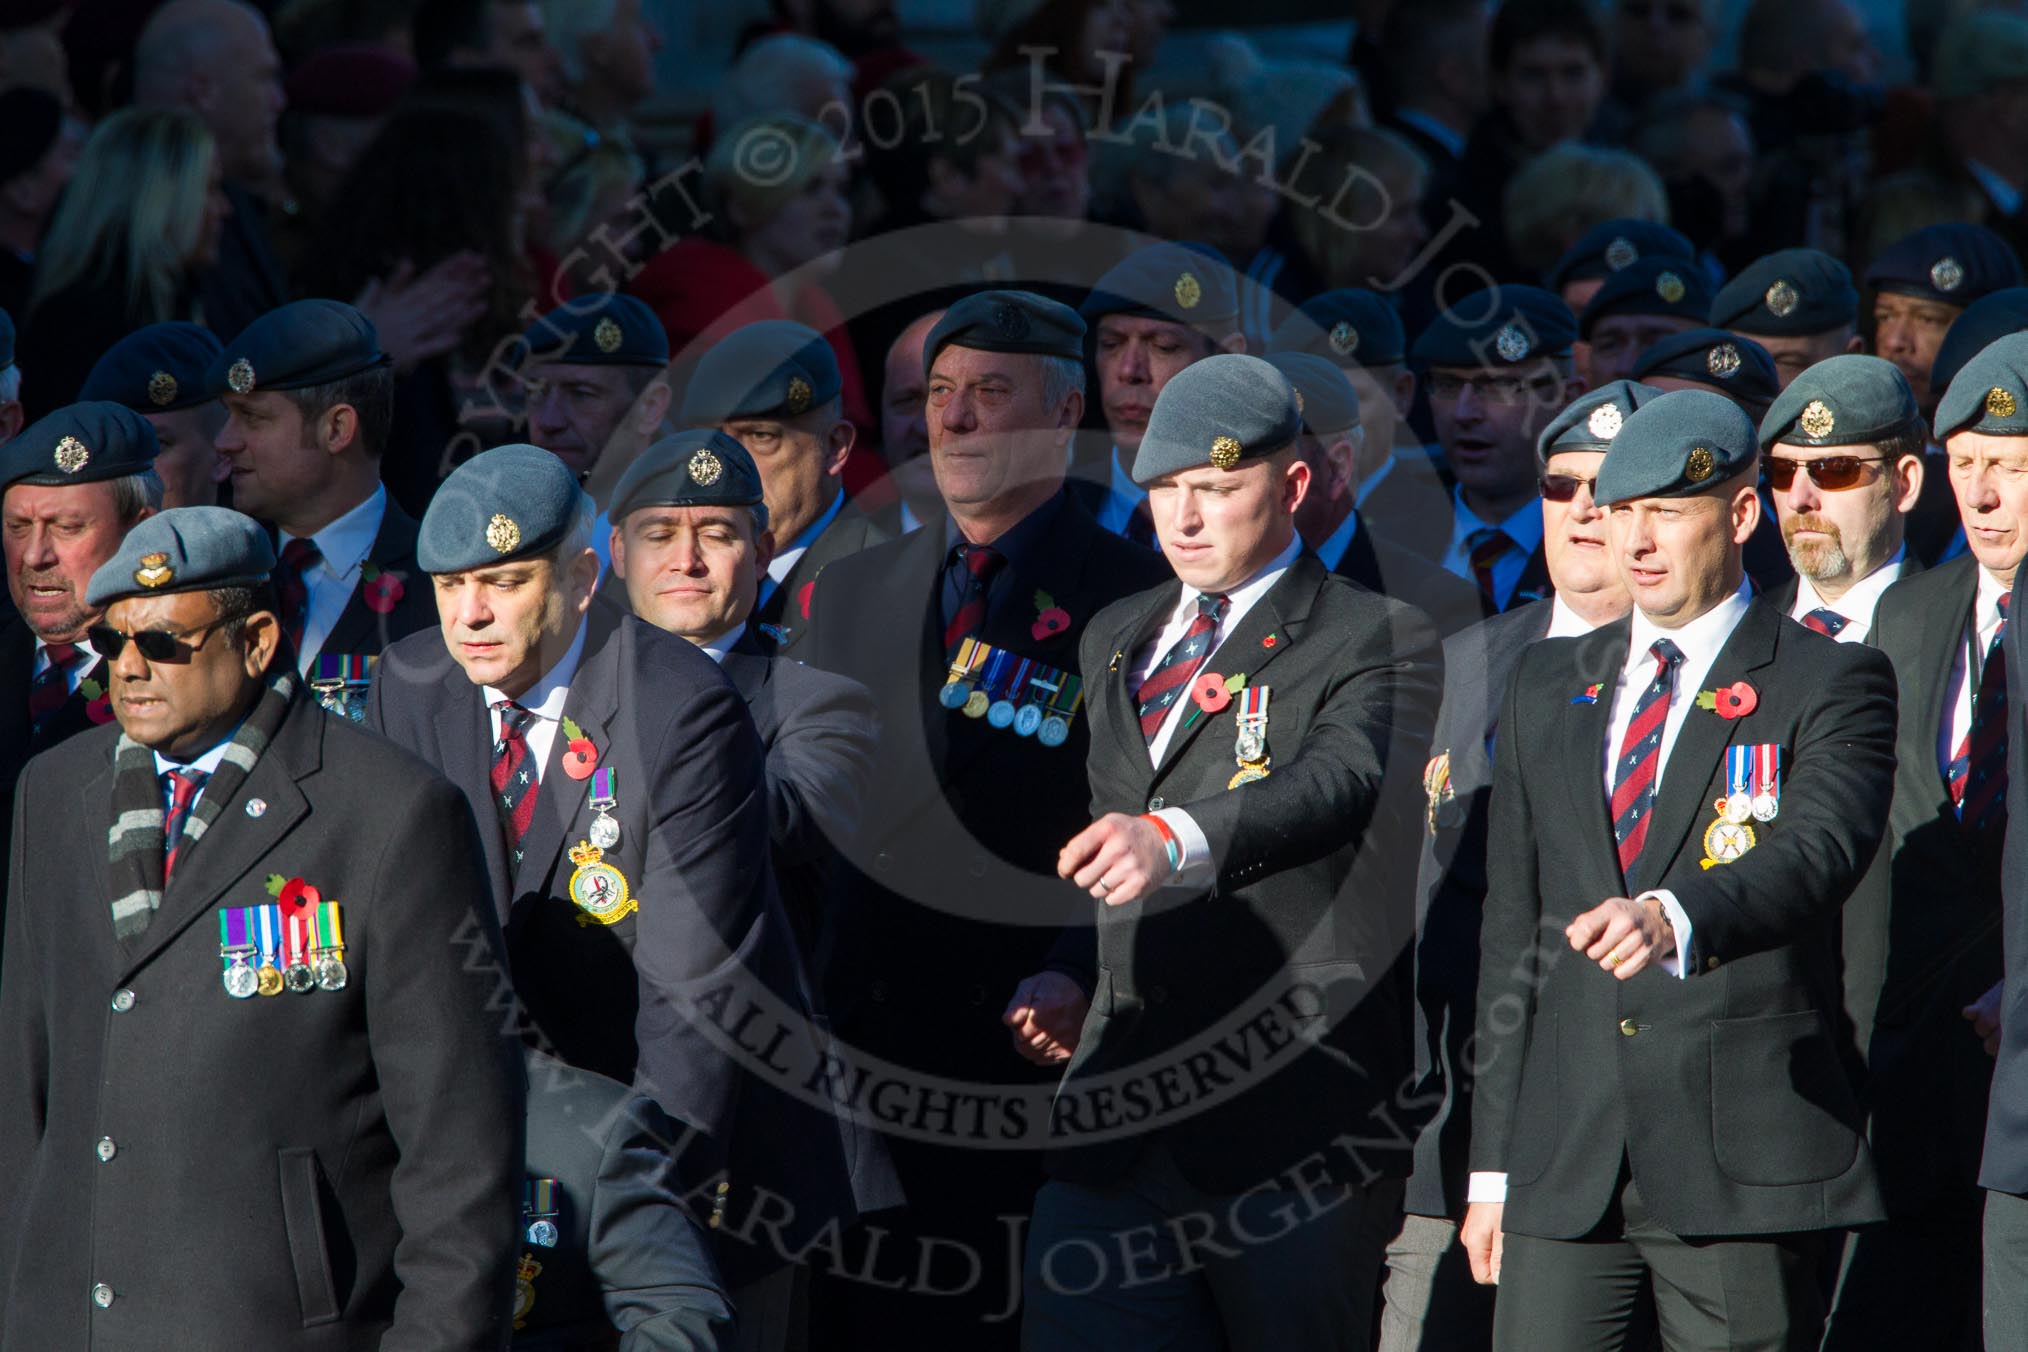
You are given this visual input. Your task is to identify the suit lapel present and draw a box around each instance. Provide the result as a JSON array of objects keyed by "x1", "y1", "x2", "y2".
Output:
[
  {"x1": 514, "y1": 617, "x2": 622, "y2": 897},
  {"x1": 1154, "y1": 556, "x2": 1320, "y2": 781},
  {"x1": 317, "y1": 501, "x2": 419, "y2": 660},
  {"x1": 1918, "y1": 559, "x2": 1980, "y2": 799},
  {"x1": 1556, "y1": 618, "x2": 1631, "y2": 878}
]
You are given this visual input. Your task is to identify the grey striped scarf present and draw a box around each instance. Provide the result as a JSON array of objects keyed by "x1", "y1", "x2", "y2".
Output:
[{"x1": 107, "y1": 670, "x2": 297, "y2": 941}]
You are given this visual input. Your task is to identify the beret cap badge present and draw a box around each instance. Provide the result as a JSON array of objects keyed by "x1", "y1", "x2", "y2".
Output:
[
  {"x1": 991, "y1": 302, "x2": 1029, "y2": 339},
  {"x1": 784, "y1": 375, "x2": 812, "y2": 415},
  {"x1": 1209, "y1": 436, "x2": 1243, "y2": 470},
  {"x1": 53, "y1": 436, "x2": 90, "y2": 474},
  {"x1": 1328, "y1": 321, "x2": 1359, "y2": 356},
  {"x1": 1932, "y1": 256, "x2": 1966, "y2": 293},
  {"x1": 1587, "y1": 403, "x2": 1623, "y2": 440},
  {"x1": 1493, "y1": 324, "x2": 1531, "y2": 362},
  {"x1": 688, "y1": 448, "x2": 724, "y2": 485},
  {"x1": 1765, "y1": 279, "x2": 1799, "y2": 317},
  {"x1": 1989, "y1": 387, "x2": 2018, "y2": 419},
  {"x1": 226, "y1": 358, "x2": 256, "y2": 394},
  {"x1": 1686, "y1": 447, "x2": 1715, "y2": 482},
  {"x1": 133, "y1": 552, "x2": 174, "y2": 589},
  {"x1": 1798, "y1": 399, "x2": 1836, "y2": 438},
  {"x1": 593, "y1": 317, "x2": 623, "y2": 354},
  {"x1": 1604, "y1": 236, "x2": 1638, "y2": 270},
  {"x1": 486, "y1": 513, "x2": 522, "y2": 554},
  {"x1": 1656, "y1": 271, "x2": 1687, "y2": 304},
  {"x1": 1175, "y1": 272, "x2": 1202, "y2": 310},
  {"x1": 147, "y1": 370, "x2": 178, "y2": 407},
  {"x1": 1707, "y1": 343, "x2": 1742, "y2": 378}
]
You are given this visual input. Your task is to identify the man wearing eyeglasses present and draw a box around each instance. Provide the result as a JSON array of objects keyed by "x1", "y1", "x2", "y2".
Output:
[
  {"x1": 0, "y1": 503, "x2": 523, "y2": 1348},
  {"x1": 1757, "y1": 356, "x2": 1926, "y2": 646},
  {"x1": 1836, "y1": 335, "x2": 2028, "y2": 1351},
  {"x1": 1411, "y1": 286, "x2": 1580, "y2": 615},
  {"x1": 1575, "y1": 256, "x2": 1712, "y2": 392}
]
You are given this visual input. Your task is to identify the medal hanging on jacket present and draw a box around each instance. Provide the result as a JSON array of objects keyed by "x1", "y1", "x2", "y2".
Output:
[{"x1": 1229, "y1": 686, "x2": 1272, "y2": 789}]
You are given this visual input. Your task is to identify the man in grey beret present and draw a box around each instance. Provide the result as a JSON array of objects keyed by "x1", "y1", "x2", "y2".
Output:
[
  {"x1": 1757, "y1": 354, "x2": 1925, "y2": 644},
  {"x1": 799, "y1": 288, "x2": 1171, "y2": 1347},
  {"x1": 1897, "y1": 332, "x2": 2028, "y2": 1350},
  {"x1": 0, "y1": 506, "x2": 524, "y2": 1348},
  {"x1": 1708, "y1": 247, "x2": 1863, "y2": 388},
  {"x1": 1021, "y1": 353, "x2": 1441, "y2": 1352},
  {"x1": 1381, "y1": 381, "x2": 1648, "y2": 1352},
  {"x1": 1465, "y1": 389, "x2": 1895, "y2": 1351}
]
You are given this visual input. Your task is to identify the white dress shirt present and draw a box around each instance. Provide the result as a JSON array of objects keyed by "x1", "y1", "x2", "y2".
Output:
[
  {"x1": 154, "y1": 728, "x2": 241, "y2": 817},
  {"x1": 1786, "y1": 547, "x2": 1905, "y2": 645},
  {"x1": 697, "y1": 626, "x2": 741, "y2": 664},
  {"x1": 1440, "y1": 491, "x2": 1544, "y2": 611},
  {"x1": 34, "y1": 633, "x2": 101, "y2": 694},
  {"x1": 1095, "y1": 446, "x2": 1148, "y2": 537},
  {"x1": 283, "y1": 484, "x2": 387, "y2": 675},
  {"x1": 762, "y1": 490, "x2": 844, "y2": 608},
  {"x1": 482, "y1": 618, "x2": 589, "y2": 783},
  {"x1": 1126, "y1": 534, "x2": 1302, "y2": 883},
  {"x1": 1939, "y1": 567, "x2": 2011, "y2": 781}
]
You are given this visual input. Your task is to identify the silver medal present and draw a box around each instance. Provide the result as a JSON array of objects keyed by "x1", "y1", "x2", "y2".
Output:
[
  {"x1": 1236, "y1": 729, "x2": 1265, "y2": 762},
  {"x1": 224, "y1": 959, "x2": 259, "y2": 999},
  {"x1": 1038, "y1": 715, "x2": 1070, "y2": 748},
  {"x1": 1750, "y1": 792, "x2": 1778, "y2": 822},
  {"x1": 284, "y1": 963, "x2": 315, "y2": 994},
  {"x1": 1723, "y1": 792, "x2": 1753, "y2": 824},
  {"x1": 986, "y1": 700, "x2": 1016, "y2": 729},
  {"x1": 1013, "y1": 704, "x2": 1043, "y2": 737},
  {"x1": 314, "y1": 953, "x2": 349, "y2": 991},
  {"x1": 527, "y1": 1218, "x2": 559, "y2": 1248},
  {"x1": 590, "y1": 812, "x2": 621, "y2": 850}
]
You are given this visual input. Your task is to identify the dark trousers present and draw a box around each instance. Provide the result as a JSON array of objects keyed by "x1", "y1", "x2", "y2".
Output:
[
  {"x1": 1021, "y1": 1145, "x2": 1402, "y2": 1352},
  {"x1": 1494, "y1": 1171, "x2": 1826, "y2": 1352},
  {"x1": 1985, "y1": 1188, "x2": 2028, "y2": 1348},
  {"x1": 1821, "y1": 1191, "x2": 1983, "y2": 1352},
  {"x1": 1377, "y1": 1212, "x2": 1496, "y2": 1352}
]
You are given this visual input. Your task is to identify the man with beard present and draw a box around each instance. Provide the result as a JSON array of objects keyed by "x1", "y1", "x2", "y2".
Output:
[{"x1": 1758, "y1": 356, "x2": 1926, "y2": 642}]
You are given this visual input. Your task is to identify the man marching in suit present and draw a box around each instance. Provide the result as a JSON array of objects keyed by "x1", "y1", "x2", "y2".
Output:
[
  {"x1": 1463, "y1": 389, "x2": 1895, "y2": 1351},
  {"x1": 1020, "y1": 353, "x2": 1441, "y2": 1351}
]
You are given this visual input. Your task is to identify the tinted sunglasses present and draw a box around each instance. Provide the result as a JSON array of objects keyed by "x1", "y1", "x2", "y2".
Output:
[
  {"x1": 1764, "y1": 456, "x2": 1884, "y2": 492},
  {"x1": 88, "y1": 611, "x2": 249, "y2": 662},
  {"x1": 1540, "y1": 472, "x2": 1597, "y2": 502}
]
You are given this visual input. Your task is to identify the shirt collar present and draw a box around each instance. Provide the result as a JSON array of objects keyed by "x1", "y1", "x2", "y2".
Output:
[
  {"x1": 1795, "y1": 545, "x2": 1904, "y2": 621},
  {"x1": 153, "y1": 717, "x2": 247, "y2": 778},
  {"x1": 697, "y1": 625, "x2": 741, "y2": 664},
  {"x1": 768, "y1": 489, "x2": 845, "y2": 585},
  {"x1": 36, "y1": 633, "x2": 100, "y2": 666},
  {"x1": 482, "y1": 616, "x2": 589, "y2": 722},
  {"x1": 1110, "y1": 445, "x2": 1145, "y2": 503},
  {"x1": 1454, "y1": 486, "x2": 1545, "y2": 554},
  {"x1": 1627, "y1": 580, "x2": 1752, "y2": 671},
  {"x1": 1315, "y1": 507, "x2": 1360, "y2": 572},
  {"x1": 1178, "y1": 532, "x2": 1302, "y2": 617},
  {"x1": 1977, "y1": 563, "x2": 2013, "y2": 629},
  {"x1": 1546, "y1": 594, "x2": 1609, "y2": 638},
  {"x1": 941, "y1": 489, "x2": 1066, "y2": 572},
  {"x1": 1393, "y1": 107, "x2": 1467, "y2": 159},
  {"x1": 288, "y1": 483, "x2": 386, "y2": 582}
]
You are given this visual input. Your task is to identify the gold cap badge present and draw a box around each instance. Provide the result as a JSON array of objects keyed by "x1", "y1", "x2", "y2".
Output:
[
  {"x1": 133, "y1": 552, "x2": 174, "y2": 589},
  {"x1": 1587, "y1": 403, "x2": 1623, "y2": 440},
  {"x1": 1656, "y1": 271, "x2": 1687, "y2": 304},
  {"x1": 1175, "y1": 272, "x2": 1202, "y2": 309},
  {"x1": 593, "y1": 317, "x2": 623, "y2": 354},
  {"x1": 1686, "y1": 447, "x2": 1715, "y2": 482},
  {"x1": 1494, "y1": 324, "x2": 1530, "y2": 362},
  {"x1": 1765, "y1": 279, "x2": 1799, "y2": 317},
  {"x1": 1328, "y1": 321, "x2": 1359, "y2": 357},
  {"x1": 1798, "y1": 399, "x2": 1836, "y2": 439},
  {"x1": 227, "y1": 358, "x2": 255, "y2": 394},
  {"x1": 785, "y1": 374, "x2": 812, "y2": 415},
  {"x1": 1604, "y1": 236, "x2": 1638, "y2": 271},
  {"x1": 1209, "y1": 435, "x2": 1242, "y2": 470},
  {"x1": 1707, "y1": 343, "x2": 1741, "y2": 378},
  {"x1": 688, "y1": 447, "x2": 724, "y2": 485},
  {"x1": 1932, "y1": 256, "x2": 1966, "y2": 293},
  {"x1": 486, "y1": 513, "x2": 521, "y2": 554},
  {"x1": 53, "y1": 436, "x2": 89, "y2": 474},
  {"x1": 1989, "y1": 386, "x2": 2018, "y2": 419},
  {"x1": 147, "y1": 370, "x2": 178, "y2": 407}
]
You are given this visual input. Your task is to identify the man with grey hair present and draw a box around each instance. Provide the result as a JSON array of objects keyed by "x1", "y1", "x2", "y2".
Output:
[
  {"x1": 801, "y1": 291, "x2": 1171, "y2": 1348},
  {"x1": 709, "y1": 32, "x2": 853, "y2": 139},
  {"x1": 541, "y1": 0, "x2": 662, "y2": 136}
]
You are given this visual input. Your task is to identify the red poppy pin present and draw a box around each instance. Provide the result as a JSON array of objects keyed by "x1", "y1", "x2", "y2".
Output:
[
  {"x1": 1261, "y1": 633, "x2": 1279, "y2": 649},
  {"x1": 560, "y1": 716, "x2": 598, "y2": 779},
  {"x1": 1191, "y1": 672, "x2": 1233, "y2": 713},
  {"x1": 1031, "y1": 589, "x2": 1071, "y2": 641},
  {"x1": 79, "y1": 676, "x2": 113, "y2": 724},
  {"x1": 1694, "y1": 680, "x2": 1758, "y2": 720},
  {"x1": 266, "y1": 874, "x2": 323, "y2": 909},
  {"x1": 797, "y1": 580, "x2": 816, "y2": 621},
  {"x1": 361, "y1": 563, "x2": 404, "y2": 614}
]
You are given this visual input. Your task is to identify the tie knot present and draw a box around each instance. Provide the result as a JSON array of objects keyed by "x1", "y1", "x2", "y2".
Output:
[
  {"x1": 1649, "y1": 637, "x2": 1685, "y2": 669},
  {"x1": 42, "y1": 641, "x2": 79, "y2": 668},
  {"x1": 958, "y1": 544, "x2": 1003, "y2": 580},
  {"x1": 2002, "y1": 592, "x2": 2013, "y2": 620},
  {"x1": 280, "y1": 537, "x2": 321, "y2": 570},
  {"x1": 492, "y1": 699, "x2": 536, "y2": 734},
  {"x1": 1196, "y1": 593, "x2": 1230, "y2": 621},
  {"x1": 163, "y1": 766, "x2": 210, "y2": 796}
]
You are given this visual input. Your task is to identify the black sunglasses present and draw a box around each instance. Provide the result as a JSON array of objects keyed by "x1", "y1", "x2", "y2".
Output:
[
  {"x1": 88, "y1": 611, "x2": 250, "y2": 662},
  {"x1": 1540, "y1": 472, "x2": 1598, "y2": 503},
  {"x1": 1765, "y1": 456, "x2": 1885, "y2": 492}
]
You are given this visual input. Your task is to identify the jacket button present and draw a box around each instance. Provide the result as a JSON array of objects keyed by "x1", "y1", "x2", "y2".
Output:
[
  {"x1": 1147, "y1": 797, "x2": 1165, "y2": 811},
  {"x1": 968, "y1": 858, "x2": 987, "y2": 878},
  {"x1": 91, "y1": 1283, "x2": 114, "y2": 1308},
  {"x1": 1150, "y1": 986, "x2": 1168, "y2": 1004},
  {"x1": 1619, "y1": 1018, "x2": 1639, "y2": 1037},
  {"x1": 874, "y1": 851, "x2": 893, "y2": 872},
  {"x1": 1706, "y1": 955, "x2": 1721, "y2": 971},
  {"x1": 110, "y1": 989, "x2": 135, "y2": 1013},
  {"x1": 95, "y1": 1137, "x2": 117, "y2": 1163},
  {"x1": 869, "y1": 980, "x2": 889, "y2": 1004}
]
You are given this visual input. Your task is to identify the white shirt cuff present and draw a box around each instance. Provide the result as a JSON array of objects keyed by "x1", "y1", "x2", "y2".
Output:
[
  {"x1": 1153, "y1": 807, "x2": 1215, "y2": 886},
  {"x1": 1467, "y1": 1171, "x2": 1507, "y2": 1204},
  {"x1": 1636, "y1": 888, "x2": 1693, "y2": 979}
]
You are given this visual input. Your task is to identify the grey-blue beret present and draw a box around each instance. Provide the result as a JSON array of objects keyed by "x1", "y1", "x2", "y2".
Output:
[
  {"x1": 86, "y1": 506, "x2": 276, "y2": 606},
  {"x1": 1411, "y1": 286, "x2": 1576, "y2": 370},
  {"x1": 925, "y1": 289, "x2": 1086, "y2": 377},
  {"x1": 1535, "y1": 379, "x2": 1666, "y2": 466},
  {"x1": 1131, "y1": 353, "x2": 1302, "y2": 485},
  {"x1": 418, "y1": 444, "x2": 587, "y2": 573},
  {"x1": 1865, "y1": 223, "x2": 2023, "y2": 306},
  {"x1": 1631, "y1": 328, "x2": 1780, "y2": 413},
  {"x1": 1930, "y1": 287, "x2": 2028, "y2": 399},
  {"x1": 207, "y1": 299, "x2": 390, "y2": 397},
  {"x1": 1577, "y1": 257, "x2": 1713, "y2": 338},
  {"x1": 81, "y1": 322, "x2": 225, "y2": 413},
  {"x1": 610, "y1": 429, "x2": 767, "y2": 526},
  {"x1": 1, "y1": 401, "x2": 160, "y2": 490},
  {"x1": 1545, "y1": 219, "x2": 1696, "y2": 291},
  {"x1": 1759, "y1": 354, "x2": 1919, "y2": 450},
  {"x1": 1935, "y1": 332, "x2": 2028, "y2": 440},
  {"x1": 1268, "y1": 289, "x2": 1406, "y2": 367},
  {"x1": 1261, "y1": 351, "x2": 1360, "y2": 436},
  {"x1": 1593, "y1": 388, "x2": 1758, "y2": 505},
  {"x1": 522, "y1": 294, "x2": 669, "y2": 368},
  {"x1": 678, "y1": 319, "x2": 840, "y2": 424},
  {"x1": 1081, "y1": 242, "x2": 1240, "y2": 328},
  {"x1": 1709, "y1": 248, "x2": 1858, "y2": 336}
]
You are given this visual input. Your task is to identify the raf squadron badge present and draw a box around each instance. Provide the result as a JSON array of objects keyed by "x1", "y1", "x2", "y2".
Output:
[{"x1": 567, "y1": 840, "x2": 635, "y2": 926}]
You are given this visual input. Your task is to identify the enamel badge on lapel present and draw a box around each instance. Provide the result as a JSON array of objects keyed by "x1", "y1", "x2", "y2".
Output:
[
  {"x1": 1229, "y1": 686, "x2": 1271, "y2": 788},
  {"x1": 1572, "y1": 682, "x2": 1603, "y2": 705},
  {"x1": 567, "y1": 840, "x2": 635, "y2": 926}
]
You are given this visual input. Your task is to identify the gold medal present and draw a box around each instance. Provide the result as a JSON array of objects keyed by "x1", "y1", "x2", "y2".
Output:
[
  {"x1": 962, "y1": 689, "x2": 990, "y2": 719},
  {"x1": 567, "y1": 840, "x2": 636, "y2": 926},
  {"x1": 1700, "y1": 817, "x2": 1756, "y2": 869},
  {"x1": 256, "y1": 964, "x2": 285, "y2": 997}
]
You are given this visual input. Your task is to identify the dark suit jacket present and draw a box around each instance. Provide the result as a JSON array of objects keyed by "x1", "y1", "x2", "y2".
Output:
[
  {"x1": 304, "y1": 498, "x2": 440, "y2": 667},
  {"x1": 1473, "y1": 598, "x2": 1893, "y2": 1239},
  {"x1": 1045, "y1": 553, "x2": 1442, "y2": 1193},
  {"x1": 368, "y1": 607, "x2": 862, "y2": 1282},
  {"x1": 754, "y1": 503, "x2": 891, "y2": 653},
  {"x1": 1984, "y1": 575, "x2": 2028, "y2": 1195},
  {"x1": 1845, "y1": 557, "x2": 2003, "y2": 1215},
  {"x1": 1404, "y1": 599, "x2": 1555, "y2": 1219},
  {"x1": 1334, "y1": 514, "x2": 1487, "y2": 639},
  {"x1": 516, "y1": 1049, "x2": 732, "y2": 1351},
  {"x1": 1359, "y1": 454, "x2": 1457, "y2": 560},
  {"x1": 0, "y1": 688, "x2": 524, "y2": 1350}
]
